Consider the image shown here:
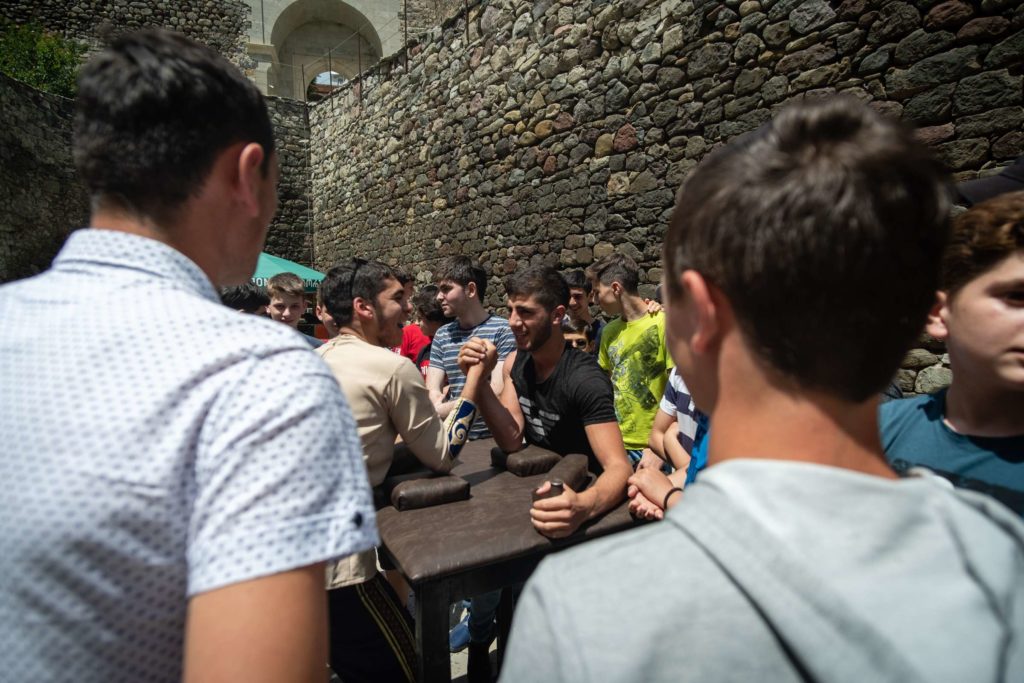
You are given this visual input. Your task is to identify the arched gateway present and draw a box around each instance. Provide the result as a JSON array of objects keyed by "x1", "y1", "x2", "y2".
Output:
[{"x1": 244, "y1": 0, "x2": 402, "y2": 99}]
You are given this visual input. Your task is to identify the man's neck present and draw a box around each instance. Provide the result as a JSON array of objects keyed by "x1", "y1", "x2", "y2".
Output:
[
  {"x1": 944, "y1": 379, "x2": 1024, "y2": 437},
  {"x1": 90, "y1": 206, "x2": 224, "y2": 286},
  {"x1": 706, "y1": 338, "x2": 895, "y2": 479},
  {"x1": 531, "y1": 330, "x2": 566, "y2": 380},
  {"x1": 619, "y1": 293, "x2": 649, "y2": 322},
  {"x1": 457, "y1": 303, "x2": 490, "y2": 329}
]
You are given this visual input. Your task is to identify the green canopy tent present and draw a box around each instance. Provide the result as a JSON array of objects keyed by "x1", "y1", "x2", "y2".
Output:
[{"x1": 251, "y1": 252, "x2": 324, "y2": 293}]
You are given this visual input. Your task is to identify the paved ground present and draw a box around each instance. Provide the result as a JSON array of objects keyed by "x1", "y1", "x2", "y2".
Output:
[{"x1": 450, "y1": 641, "x2": 498, "y2": 682}]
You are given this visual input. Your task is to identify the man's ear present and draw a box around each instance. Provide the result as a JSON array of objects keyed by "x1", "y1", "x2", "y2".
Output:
[
  {"x1": 236, "y1": 143, "x2": 267, "y2": 217},
  {"x1": 465, "y1": 281, "x2": 478, "y2": 299},
  {"x1": 352, "y1": 296, "x2": 375, "y2": 322},
  {"x1": 680, "y1": 270, "x2": 721, "y2": 354},
  {"x1": 925, "y1": 291, "x2": 949, "y2": 340},
  {"x1": 552, "y1": 304, "x2": 566, "y2": 326}
]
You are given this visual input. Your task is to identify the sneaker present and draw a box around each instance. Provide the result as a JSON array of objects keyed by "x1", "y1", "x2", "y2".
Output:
[
  {"x1": 449, "y1": 615, "x2": 470, "y2": 653},
  {"x1": 467, "y1": 641, "x2": 493, "y2": 683}
]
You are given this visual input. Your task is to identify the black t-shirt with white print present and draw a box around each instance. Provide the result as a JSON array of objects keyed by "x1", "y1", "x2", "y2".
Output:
[{"x1": 510, "y1": 344, "x2": 617, "y2": 473}]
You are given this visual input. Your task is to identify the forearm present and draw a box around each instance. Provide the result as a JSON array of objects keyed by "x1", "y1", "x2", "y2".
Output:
[
  {"x1": 577, "y1": 462, "x2": 630, "y2": 521},
  {"x1": 648, "y1": 426, "x2": 667, "y2": 459},
  {"x1": 663, "y1": 432, "x2": 692, "y2": 472},
  {"x1": 432, "y1": 396, "x2": 456, "y2": 418},
  {"x1": 476, "y1": 380, "x2": 523, "y2": 453}
]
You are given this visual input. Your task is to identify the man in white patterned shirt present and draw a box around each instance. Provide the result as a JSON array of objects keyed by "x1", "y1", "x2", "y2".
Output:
[{"x1": 0, "y1": 30, "x2": 376, "y2": 682}]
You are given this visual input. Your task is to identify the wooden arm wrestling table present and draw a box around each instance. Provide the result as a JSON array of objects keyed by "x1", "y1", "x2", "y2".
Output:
[{"x1": 376, "y1": 438, "x2": 640, "y2": 682}]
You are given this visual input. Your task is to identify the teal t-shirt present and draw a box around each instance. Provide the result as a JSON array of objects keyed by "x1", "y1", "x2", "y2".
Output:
[{"x1": 880, "y1": 390, "x2": 1024, "y2": 515}]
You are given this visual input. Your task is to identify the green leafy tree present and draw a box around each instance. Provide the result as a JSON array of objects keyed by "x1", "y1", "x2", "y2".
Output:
[{"x1": 0, "y1": 22, "x2": 85, "y2": 97}]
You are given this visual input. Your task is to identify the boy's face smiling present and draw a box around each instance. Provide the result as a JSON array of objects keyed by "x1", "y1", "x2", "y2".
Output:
[{"x1": 934, "y1": 250, "x2": 1024, "y2": 391}]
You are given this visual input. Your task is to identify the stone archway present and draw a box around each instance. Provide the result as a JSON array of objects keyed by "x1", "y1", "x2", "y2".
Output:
[{"x1": 245, "y1": 0, "x2": 399, "y2": 99}]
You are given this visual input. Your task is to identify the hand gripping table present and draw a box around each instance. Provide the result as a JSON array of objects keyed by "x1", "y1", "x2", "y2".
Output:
[{"x1": 376, "y1": 439, "x2": 639, "y2": 682}]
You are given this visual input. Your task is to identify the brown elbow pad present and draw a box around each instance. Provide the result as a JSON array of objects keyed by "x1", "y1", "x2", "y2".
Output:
[
  {"x1": 390, "y1": 475, "x2": 471, "y2": 511},
  {"x1": 546, "y1": 453, "x2": 590, "y2": 493},
  {"x1": 504, "y1": 447, "x2": 562, "y2": 476}
]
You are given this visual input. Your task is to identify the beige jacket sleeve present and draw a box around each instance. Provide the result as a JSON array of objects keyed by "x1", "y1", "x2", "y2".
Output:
[{"x1": 387, "y1": 358, "x2": 454, "y2": 473}]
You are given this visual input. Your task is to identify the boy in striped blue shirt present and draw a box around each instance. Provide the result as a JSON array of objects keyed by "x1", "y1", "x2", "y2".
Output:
[{"x1": 427, "y1": 255, "x2": 515, "y2": 440}]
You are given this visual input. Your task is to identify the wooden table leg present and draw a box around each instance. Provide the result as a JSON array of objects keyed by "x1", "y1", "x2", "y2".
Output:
[
  {"x1": 415, "y1": 580, "x2": 451, "y2": 683},
  {"x1": 495, "y1": 587, "x2": 516, "y2": 674}
]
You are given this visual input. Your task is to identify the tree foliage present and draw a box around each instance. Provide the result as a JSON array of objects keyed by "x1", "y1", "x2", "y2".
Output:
[{"x1": 0, "y1": 22, "x2": 85, "y2": 97}]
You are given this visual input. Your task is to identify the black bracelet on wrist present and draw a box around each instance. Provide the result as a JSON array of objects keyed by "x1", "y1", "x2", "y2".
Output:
[{"x1": 662, "y1": 486, "x2": 683, "y2": 511}]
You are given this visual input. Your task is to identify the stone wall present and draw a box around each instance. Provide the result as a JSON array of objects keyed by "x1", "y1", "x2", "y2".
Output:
[
  {"x1": 0, "y1": 73, "x2": 88, "y2": 284},
  {"x1": 310, "y1": 0, "x2": 1023, "y2": 394},
  {"x1": 0, "y1": 81, "x2": 311, "y2": 282},
  {"x1": 266, "y1": 97, "x2": 313, "y2": 263},
  {"x1": 0, "y1": 0, "x2": 251, "y2": 63}
]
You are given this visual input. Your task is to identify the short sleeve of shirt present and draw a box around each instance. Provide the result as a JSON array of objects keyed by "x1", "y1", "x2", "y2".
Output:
[
  {"x1": 188, "y1": 349, "x2": 377, "y2": 596},
  {"x1": 494, "y1": 322, "x2": 517, "y2": 360},
  {"x1": 571, "y1": 356, "x2": 618, "y2": 426},
  {"x1": 660, "y1": 373, "x2": 679, "y2": 416},
  {"x1": 429, "y1": 323, "x2": 452, "y2": 370}
]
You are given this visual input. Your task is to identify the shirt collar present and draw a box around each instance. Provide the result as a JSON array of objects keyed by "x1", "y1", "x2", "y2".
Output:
[{"x1": 53, "y1": 228, "x2": 220, "y2": 303}]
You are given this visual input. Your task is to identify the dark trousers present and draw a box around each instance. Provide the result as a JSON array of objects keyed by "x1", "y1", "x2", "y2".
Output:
[{"x1": 328, "y1": 573, "x2": 417, "y2": 683}]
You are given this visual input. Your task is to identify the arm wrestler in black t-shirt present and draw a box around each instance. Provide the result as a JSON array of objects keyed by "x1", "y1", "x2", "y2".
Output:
[{"x1": 458, "y1": 266, "x2": 632, "y2": 538}]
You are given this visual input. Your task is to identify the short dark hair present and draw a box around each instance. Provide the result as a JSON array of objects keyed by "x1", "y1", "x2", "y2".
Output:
[
  {"x1": 72, "y1": 29, "x2": 275, "y2": 224},
  {"x1": 587, "y1": 254, "x2": 640, "y2": 294},
  {"x1": 563, "y1": 317, "x2": 594, "y2": 341},
  {"x1": 943, "y1": 191, "x2": 1024, "y2": 298},
  {"x1": 319, "y1": 258, "x2": 396, "y2": 327},
  {"x1": 392, "y1": 266, "x2": 413, "y2": 286},
  {"x1": 219, "y1": 283, "x2": 269, "y2": 313},
  {"x1": 664, "y1": 97, "x2": 950, "y2": 402},
  {"x1": 504, "y1": 266, "x2": 570, "y2": 312},
  {"x1": 412, "y1": 285, "x2": 448, "y2": 323},
  {"x1": 436, "y1": 255, "x2": 488, "y2": 299},
  {"x1": 562, "y1": 269, "x2": 592, "y2": 295}
]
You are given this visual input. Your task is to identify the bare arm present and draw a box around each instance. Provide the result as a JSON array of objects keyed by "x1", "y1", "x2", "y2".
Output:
[
  {"x1": 426, "y1": 366, "x2": 455, "y2": 418},
  {"x1": 461, "y1": 345, "x2": 525, "y2": 453},
  {"x1": 647, "y1": 408, "x2": 676, "y2": 460},
  {"x1": 183, "y1": 564, "x2": 327, "y2": 683},
  {"x1": 662, "y1": 427, "x2": 692, "y2": 473},
  {"x1": 531, "y1": 421, "x2": 632, "y2": 538},
  {"x1": 577, "y1": 421, "x2": 632, "y2": 518}
]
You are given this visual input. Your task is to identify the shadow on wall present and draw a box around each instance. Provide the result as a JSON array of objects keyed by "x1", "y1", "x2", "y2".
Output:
[{"x1": 0, "y1": 72, "x2": 88, "y2": 284}]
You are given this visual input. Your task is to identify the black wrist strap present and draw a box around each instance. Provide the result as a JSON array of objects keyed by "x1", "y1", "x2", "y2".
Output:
[{"x1": 662, "y1": 486, "x2": 683, "y2": 510}]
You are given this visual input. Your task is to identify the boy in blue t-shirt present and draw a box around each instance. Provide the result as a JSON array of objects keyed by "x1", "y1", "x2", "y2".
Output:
[{"x1": 880, "y1": 191, "x2": 1024, "y2": 515}]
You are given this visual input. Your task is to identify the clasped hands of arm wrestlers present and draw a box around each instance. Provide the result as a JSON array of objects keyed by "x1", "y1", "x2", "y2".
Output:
[{"x1": 458, "y1": 337, "x2": 590, "y2": 538}]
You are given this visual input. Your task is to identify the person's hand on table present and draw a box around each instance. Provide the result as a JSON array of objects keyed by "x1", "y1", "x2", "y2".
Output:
[
  {"x1": 627, "y1": 489, "x2": 664, "y2": 520},
  {"x1": 636, "y1": 447, "x2": 664, "y2": 472},
  {"x1": 628, "y1": 467, "x2": 679, "y2": 515},
  {"x1": 531, "y1": 482, "x2": 588, "y2": 538}
]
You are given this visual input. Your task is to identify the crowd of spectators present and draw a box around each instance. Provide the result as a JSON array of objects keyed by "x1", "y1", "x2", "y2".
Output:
[{"x1": 1, "y1": 28, "x2": 1022, "y2": 683}]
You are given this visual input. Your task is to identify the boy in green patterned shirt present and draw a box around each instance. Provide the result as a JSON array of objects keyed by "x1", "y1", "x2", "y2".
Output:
[{"x1": 588, "y1": 254, "x2": 673, "y2": 467}]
